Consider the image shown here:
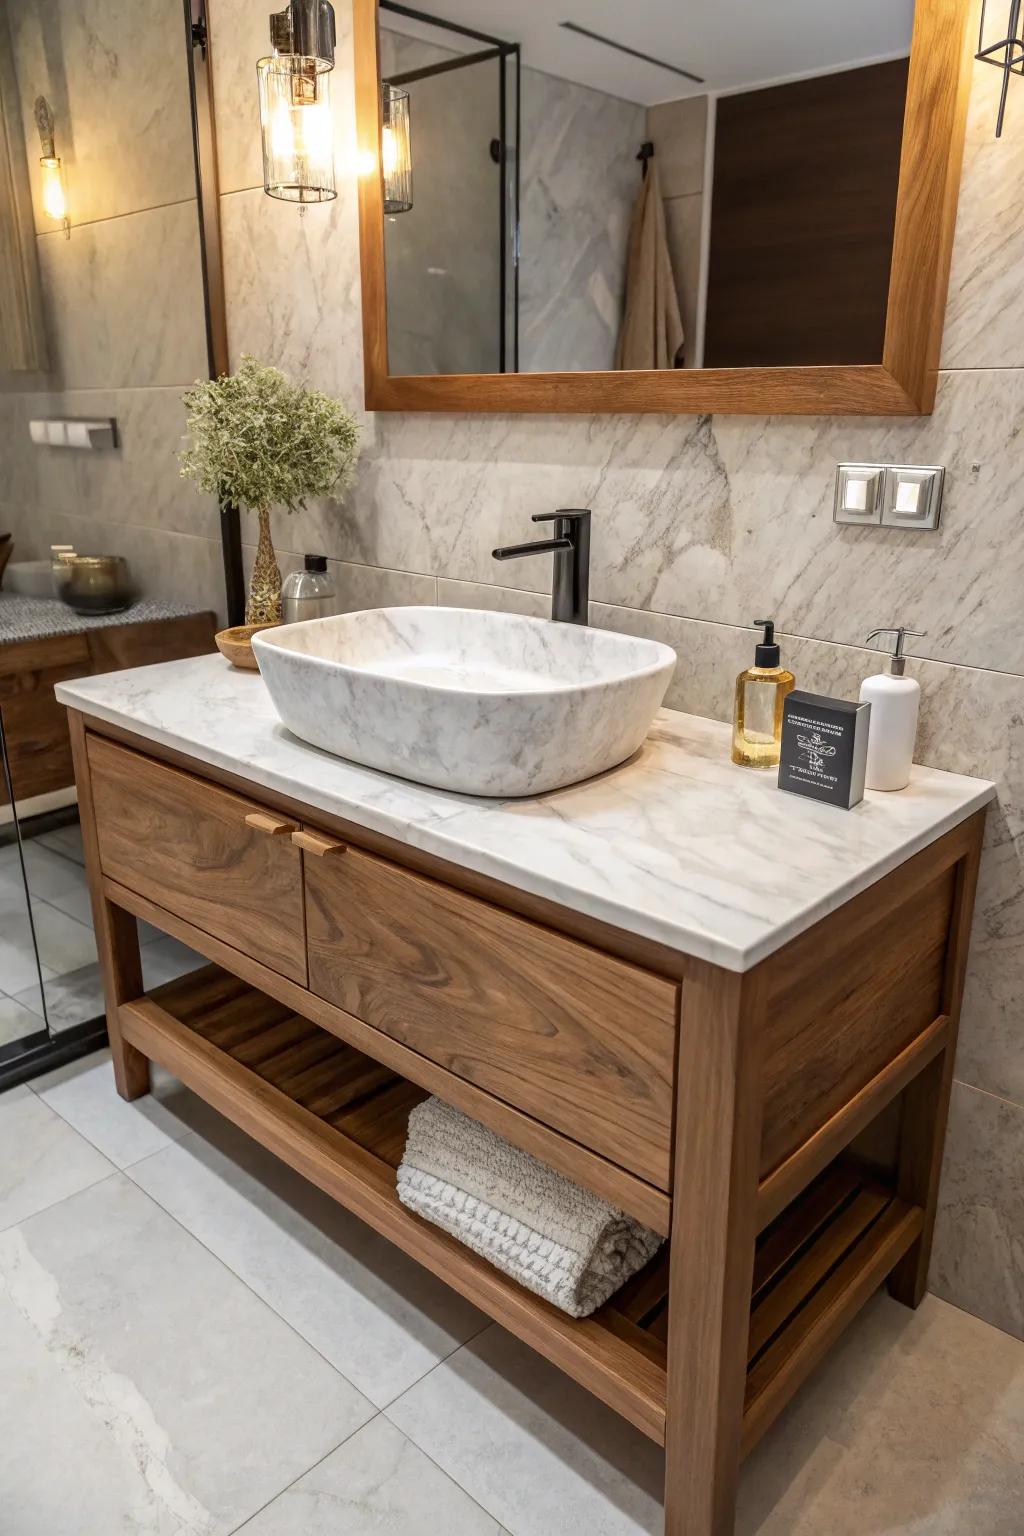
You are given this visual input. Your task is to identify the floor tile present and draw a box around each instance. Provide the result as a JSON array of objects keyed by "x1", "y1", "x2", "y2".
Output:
[
  {"x1": 0, "y1": 994, "x2": 46, "y2": 1049},
  {"x1": 0, "y1": 1175, "x2": 374, "y2": 1536},
  {"x1": 14, "y1": 840, "x2": 89, "y2": 901},
  {"x1": 36, "y1": 822, "x2": 85, "y2": 864},
  {"x1": 0, "y1": 1085, "x2": 114, "y2": 1233},
  {"x1": 735, "y1": 1292, "x2": 1024, "y2": 1534},
  {"x1": 29, "y1": 898, "x2": 98, "y2": 976},
  {"x1": 0, "y1": 897, "x2": 54, "y2": 995},
  {"x1": 141, "y1": 933, "x2": 207, "y2": 987},
  {"x1": 131, "y1": 1114, "x2": 487, "y2": 1406},
  {"x1": 387, "y1": 1325, "x2": 664, "y2": 1535},
  {"x1": 13, "y1": 962, "x2": 102, "y2": 1032},
  {"x1": 33, "y1": 1049, "x2": 211, "y2": 1170},
  {"x1": 237, "y1": 1415, "x2": 501, "y2": 1534}
]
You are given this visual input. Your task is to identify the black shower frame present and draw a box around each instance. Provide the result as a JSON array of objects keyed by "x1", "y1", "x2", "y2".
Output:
[{"x1": 380, "y1": 0, "x2": 521, "y2": 372}]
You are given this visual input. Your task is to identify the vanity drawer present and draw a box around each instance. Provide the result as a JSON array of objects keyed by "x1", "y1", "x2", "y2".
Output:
[
  {"x1": 86, "y1": 736, "x2": 307, "y2": 984},
  {"x1": 303, "y1": 835, "x2": 679, "y2": 1188}
]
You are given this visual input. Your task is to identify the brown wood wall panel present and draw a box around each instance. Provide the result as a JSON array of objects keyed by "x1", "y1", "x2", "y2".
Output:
[{"x1": 704, "y1": 59, "x2": 911, "y2": 368}]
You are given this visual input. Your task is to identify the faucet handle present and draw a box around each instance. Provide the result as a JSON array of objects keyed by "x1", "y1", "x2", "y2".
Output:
[{"x1": 532, "y1": 508, "x2": 591, "y2": 526}]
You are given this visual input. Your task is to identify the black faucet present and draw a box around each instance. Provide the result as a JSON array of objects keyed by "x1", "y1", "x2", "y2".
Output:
[{"x1": 492, "y1": 509, "x2": 591, "y2": 625}]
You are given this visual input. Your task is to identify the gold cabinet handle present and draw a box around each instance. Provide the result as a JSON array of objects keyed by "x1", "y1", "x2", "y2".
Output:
[
  {"x1": 245, "y1": 811, "x2": 298, "y2": 837},
  {"x1": 292, "y1": 828, "x2": 347, "y2": 857}
]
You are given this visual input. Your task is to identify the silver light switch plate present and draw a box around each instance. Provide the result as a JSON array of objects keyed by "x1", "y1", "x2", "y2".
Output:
[
  {"x1": 881, "y1": 465, "x2": 944, "y2": 530},
  {"x1": 834, "y1": 464, "x2": 884, "y2": 525}
]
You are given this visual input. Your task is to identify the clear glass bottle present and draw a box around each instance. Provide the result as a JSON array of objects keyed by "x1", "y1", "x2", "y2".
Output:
[
  {"x1": 281, "y1": 554, "x2": 335, "y2": 623},
  {"x1": 731, "y1": 619, "x2": 795, "y2": 768}
]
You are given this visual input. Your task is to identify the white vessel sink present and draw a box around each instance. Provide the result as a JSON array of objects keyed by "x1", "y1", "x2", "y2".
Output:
[{"x1": 253, "y1": 606, "x2": 676, "y2": 797}]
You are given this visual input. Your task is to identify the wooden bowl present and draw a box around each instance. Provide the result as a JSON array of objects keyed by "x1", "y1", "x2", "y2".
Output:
[{"x1": 215, "y1": 623, "x2": 280, "y2": 670}]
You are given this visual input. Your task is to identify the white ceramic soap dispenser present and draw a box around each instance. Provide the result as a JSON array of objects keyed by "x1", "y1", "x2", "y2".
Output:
[{"x1": 859, "y1": 626, "x2": 925, "y2": 791}]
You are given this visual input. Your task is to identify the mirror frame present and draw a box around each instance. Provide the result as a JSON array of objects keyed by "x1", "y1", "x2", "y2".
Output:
[{"x1": 355, "y1": 0, "x2": 977, "y2": 416}]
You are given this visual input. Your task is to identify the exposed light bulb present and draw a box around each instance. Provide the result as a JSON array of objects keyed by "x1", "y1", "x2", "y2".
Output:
[
  {"x1": 381, "y1": 124, "x2": 398, "y2": 177},
  {"x1": 40, "y1": 155, "x2": 66, "y2": 224}
]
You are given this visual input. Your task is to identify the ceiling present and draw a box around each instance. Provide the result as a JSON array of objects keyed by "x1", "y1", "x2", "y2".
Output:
[{"x1": 380, "y1": 0, "x2": 915, "y2": 105}]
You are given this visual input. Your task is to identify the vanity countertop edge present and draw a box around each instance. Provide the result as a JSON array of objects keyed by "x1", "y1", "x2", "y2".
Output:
[{"x1": 55, "y1": 653, "x2": 996, "y2": 973}]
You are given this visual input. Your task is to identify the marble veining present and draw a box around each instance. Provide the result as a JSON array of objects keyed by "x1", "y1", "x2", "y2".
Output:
[
  {"x1": 253, "y1": 607, "x2": 676, "y2": 796},
  {"x1": 56, "y1": 653, "x2": 993, "y2": 971}
]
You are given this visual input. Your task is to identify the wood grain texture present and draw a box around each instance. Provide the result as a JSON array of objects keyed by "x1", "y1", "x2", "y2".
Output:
[
  {"x1": 890, "y1": 818, "x2": 985, "y2": 1305},
  {"x1": 883, "y1": 0, "x2": 979, "y2": 411},
  {"x1": 664, "y1": 962, "x2": 766, "y2": 1536},
  {"x1": 120, "y1": 983, "x2": 670, "y2": 1444},
  {"x1": 78, "y1": 713, "x2": 686, "y2": 977},
  {"x1": 760, "y1": 863, "x2": 957, "y2": 1174},
  {"x1": 305, "y1": 841, "x2": 679, "y2": 1188},
  {"x1": 68, "y1": 710, "x2": 149, "y2": 1099},
  {"x1": 0, "y1": 613, "x2": 215, "y2": 805},
  {"x1": 87, "y1": 735, "x2": 307, "y2": 984},
  {"x1": 705, "y1": 61, "x2": 909, "y2": 368},
  {"x1": 102, "y1": 871, "x2": 671, "y2": 1232},
  {"x1": 353, "y1": 0, "x2": 973, "y2": 416}
]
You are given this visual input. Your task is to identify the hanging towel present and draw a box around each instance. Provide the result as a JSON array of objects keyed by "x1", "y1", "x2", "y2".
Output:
[
  {"x1": 397, "y1": 1097, "x2": 664, "y2": 1319},
  {"x1": 615, "y1": 159, "x2": 685, "y2": 371}
]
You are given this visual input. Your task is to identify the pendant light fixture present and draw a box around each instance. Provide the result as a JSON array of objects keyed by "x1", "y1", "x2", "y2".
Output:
[
  {"x1": 257, "y1": 0, "x2": 337, "y2": 205},
  {"x1": 976, "y1": 0, "x2": 1024, "y2": 137},
  {"x1": 381, "y1": 83, "x2": 413, "y2": 213},
  {"x1": 34, "y1": 96, "x2": 70, "y2": 237}
]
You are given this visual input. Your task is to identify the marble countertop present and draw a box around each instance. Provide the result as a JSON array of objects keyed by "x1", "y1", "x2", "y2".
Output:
[
  {"x1": 0, "y1": 594, "x2": 207, "y2": 645},
  {"x1": 56, "y1": 653, "x2": 995, "y2": 972}
]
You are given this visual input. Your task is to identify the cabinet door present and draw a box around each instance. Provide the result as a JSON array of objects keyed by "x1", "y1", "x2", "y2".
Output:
[
  {"x1": 304, "y1": 835, "x2": 679, "y2": 1189},
  {"x1": 87, "y1": 736, "x2": 307, "y2": 984}
]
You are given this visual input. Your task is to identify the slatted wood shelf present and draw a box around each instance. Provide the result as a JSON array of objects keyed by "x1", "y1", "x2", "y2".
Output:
[{"x1": 122, "y1": 964, "x2": 923, "y2": 1451}]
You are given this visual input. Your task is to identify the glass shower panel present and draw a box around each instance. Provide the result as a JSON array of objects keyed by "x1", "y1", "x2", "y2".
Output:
[{"x1": 0, "y1": 707, "x2": 51, "y2": 1055}]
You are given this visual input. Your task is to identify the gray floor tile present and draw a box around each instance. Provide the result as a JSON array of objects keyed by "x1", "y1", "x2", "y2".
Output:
[
  {"x1": 237, "y1": 1415, "x2": 501, "y2": 1534},
  {"x1": 141, "y1": 933, "x2": 207, "y2": 987},
  {"x1": 33, "y1": 1049, "x2": 211, "y2": 1170},
  {"x1": 131, "y1": 1114, "x2": 487, "y2": 1406},
  {"x1": 0, "y1": 1085, "x2": 114, "y2": 1233},
  {"x1": 387, "y1": 1325, "x2": 664, "y2": 1535},
  {"x1": 0, "y1": 1174, "x2": 374, "y2": 1536},
  {"x1": 29, "y1": 898, "x2": 97, "y2": 977},
  {"x1": 36, "y1": 822, "x2": 85, "y2": 865},
  {"x1": 14, "y1": 840, "x2": 89, "y2": 901},
  {"x1": 13, "y1": 962, "x2": 104, "y2": 1034},
  {"x1": 0, "y1": 994, "x2": 46, "y2": 1048}
]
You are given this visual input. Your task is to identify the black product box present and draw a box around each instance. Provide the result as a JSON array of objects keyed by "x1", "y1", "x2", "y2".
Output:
[{"x1": 777, "y1": 690, "x2": 871, "y2": 809}]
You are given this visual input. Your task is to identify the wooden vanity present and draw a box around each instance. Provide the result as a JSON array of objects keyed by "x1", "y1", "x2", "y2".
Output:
[{"x1": 59, "y1": 660, "x2": 992, "y2": 1536}]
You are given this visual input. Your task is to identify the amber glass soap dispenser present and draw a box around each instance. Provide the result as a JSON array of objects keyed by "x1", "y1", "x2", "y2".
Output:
[{"x1": 731, "y1": 619, "x2": 795, "y2": 768}]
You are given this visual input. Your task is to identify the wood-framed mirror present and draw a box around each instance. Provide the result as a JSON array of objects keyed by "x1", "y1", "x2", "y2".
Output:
[{"x1": 354, "y1": 0, "x2": 977, "y2": 416}]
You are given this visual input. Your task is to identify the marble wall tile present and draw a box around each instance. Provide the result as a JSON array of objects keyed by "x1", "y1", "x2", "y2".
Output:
[
  {"x1": 45, "y1": 509, "x2": 227, "y2": 621},
  {"x1": 241, "y1": 539, "x2": 436, "y2": 611},
  {"x1": 436, "y1": 577, "x2": 549, "y2": 618},
  {"x1": 9, "y1": 0, "x2": 197, "y2": 230},
  {"x1": 942, "y1": 61, "x2": 1024, "y2": 370},
  {"x1": 519, "y1": 70, "x2": 645, "y2": 373},
  {"x1": 36, "y1": 201, "x2": 208, "y2": 390},
  {"x1": 930, "y1": 1082, "x2": 1024, "y2": 1341}
]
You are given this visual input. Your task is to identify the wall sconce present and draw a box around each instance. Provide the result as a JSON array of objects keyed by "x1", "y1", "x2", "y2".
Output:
[
  {"x1": 381, "y1": 83, "x2": 412, "y2": 213},
  {"x1": 976, "y1": 0, "x2": 1024, "y2": 137},
  {"x1": 257, "y1": 0, "x2": 337, "y2": 206},
  {"x1": 34, "y1": 96, "x2": 69, "y2": 237}
]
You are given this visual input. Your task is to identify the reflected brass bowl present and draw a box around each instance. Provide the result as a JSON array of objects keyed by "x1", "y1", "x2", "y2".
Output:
[
  {"x1": 60, "y1": 555, "x2": 133, "y2": 615},
  {"x1": 215, "y1": 623, "x2": 280, "y2": 670}
]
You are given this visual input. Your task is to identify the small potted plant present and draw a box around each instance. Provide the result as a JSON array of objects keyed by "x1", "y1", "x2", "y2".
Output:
[{"x1": 180, "y1": 355, "x2": 360, "y2": 661}]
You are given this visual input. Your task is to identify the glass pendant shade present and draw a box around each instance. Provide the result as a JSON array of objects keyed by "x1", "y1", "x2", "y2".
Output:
[
  {"x1": 39, "y1": 155, "x2": 67, "y2": 223},
  {"x1": 257, "y1": 53, "x2": 336, "y2": 203},
  {"x1": 381, "y1": 83, "x2": 412, "y2": 213}
]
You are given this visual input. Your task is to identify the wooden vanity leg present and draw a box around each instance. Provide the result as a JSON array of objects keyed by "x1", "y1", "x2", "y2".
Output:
[
  {"x1": 889, "y1": 827, "x2": 984, "y2": 1308},
  {"x1": 68, "y1": 710, "x2": 149, "y2": 1099},
  {"x1": 663, "y1": 962, "x2": 766, "y2": 1536}
]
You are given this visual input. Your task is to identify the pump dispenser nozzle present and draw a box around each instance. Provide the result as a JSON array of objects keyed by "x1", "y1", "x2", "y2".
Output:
[
  {"x1": 753, "y1": 618, "x2": 781, "y2": 668},
  {"x1": 865, "y1": 626, "x2": 926, "y2": 677}
]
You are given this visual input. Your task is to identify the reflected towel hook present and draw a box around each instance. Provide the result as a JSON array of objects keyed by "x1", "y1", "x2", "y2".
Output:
[{"x1": 637, "y1": 140, "x2": 655, "y2": 179}]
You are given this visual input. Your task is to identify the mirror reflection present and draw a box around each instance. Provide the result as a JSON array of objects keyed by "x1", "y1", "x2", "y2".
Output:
[{"x1": 379, "y1": 0, "x2": 915, "y2": 375}]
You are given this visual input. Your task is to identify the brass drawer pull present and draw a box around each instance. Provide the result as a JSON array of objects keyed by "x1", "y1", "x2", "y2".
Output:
[
  {"x1": 244, "y1": 811, "x2": 298, "y2": 837},
  {"x1": 292, "y1": 829, "x2": 347, "y2": 857}
]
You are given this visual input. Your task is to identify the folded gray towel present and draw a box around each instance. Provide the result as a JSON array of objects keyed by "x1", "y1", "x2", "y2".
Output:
[{"x1": 397, "y1": 1097, "x2": 663, "y2": 1318}]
